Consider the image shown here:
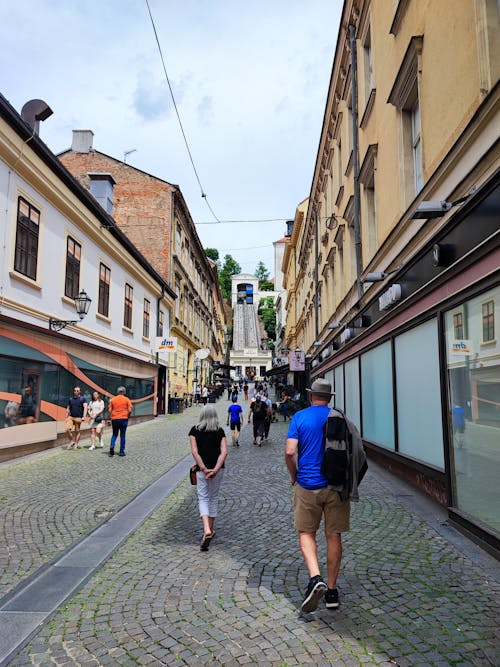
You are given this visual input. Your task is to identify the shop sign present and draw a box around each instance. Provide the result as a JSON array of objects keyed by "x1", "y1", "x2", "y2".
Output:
[
  {"x1": 155, "y1": 336, "x2": 177, "y2": 352},
  {"x1": 450, "y1": 340, "x2": 473, "y2": 355}
]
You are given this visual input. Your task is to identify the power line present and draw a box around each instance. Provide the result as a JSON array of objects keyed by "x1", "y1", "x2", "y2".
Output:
[{"x1": 144, "y1": 0, "x2": 220, "y2": 223}]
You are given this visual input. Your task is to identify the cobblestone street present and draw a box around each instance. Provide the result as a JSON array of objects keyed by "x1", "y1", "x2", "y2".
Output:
[{"x1": 1, "y1": 399, "x2": 499, "y2": 666}]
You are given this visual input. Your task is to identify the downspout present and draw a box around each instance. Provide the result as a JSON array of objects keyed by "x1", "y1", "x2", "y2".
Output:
[
  {"x1": 314, "y1": 207, "x2": 320, "y2": 341},
  {"x1": 349, "y1": 23, "x2": 363, "y2": 300}
]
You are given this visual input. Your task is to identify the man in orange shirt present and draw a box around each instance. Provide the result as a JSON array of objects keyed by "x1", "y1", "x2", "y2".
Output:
[{"x1": 107, "y1": 386, "x2": 133, "y2": 457}]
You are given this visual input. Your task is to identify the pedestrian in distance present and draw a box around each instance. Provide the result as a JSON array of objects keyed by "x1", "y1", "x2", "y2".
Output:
[
  {"x1": 65, "y1": 386, "x2": 88, "y2": 449},
  {"x1": 189, "y1": 405, "x2": 228, "y2": 551},
  {"x1": 88, "y1": 390, "x2": 105, "y2": 449},
  {"x1": 248, "y1": 394, "x2": 268, "y2": 447},
  {"x1": 226, "y1": 396, "x2": 243, "y2": 446},
  {"x1": 243, "y1": 382, "x2": 249, "y2": 401},
  {"x1": 18, "y1": 385, "x2": 36, "y2": 424},
  {"x1": 107, "y1": 386, "x2": 132, "y2": 457},
  {"x1": 285, "y1": 378, "x2": 349, "y2": 613},
  {"x1": 263, "y1": 391, "x2": 273, "y2": 441}
]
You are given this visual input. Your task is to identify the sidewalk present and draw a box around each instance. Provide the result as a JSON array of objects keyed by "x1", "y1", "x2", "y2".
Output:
[{"x1": 1, "y1": 398, "x2": 499, "y2": 666}]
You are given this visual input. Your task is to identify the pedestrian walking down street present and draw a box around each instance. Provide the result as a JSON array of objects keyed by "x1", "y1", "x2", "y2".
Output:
[
  {"x1": 108, "y1": 386, "x2": 132, "y2": 457},
  {"x1": 248, "y1": 394, "x2": 268, "y2": 446},
  {"x1": 226, "y1": 396, "x2": 243, "y2": 446},
  {"x1": 189, "y1": 405, "x2": 228, "y2": 551},
  {"x1": 87, "y1": 390, "x2": 105, "y2": 449},
  {"x1": 285, "y1": 378, "x2": 349, "y2": 613},
  {"x1": 263, "y1": 391, "x2": 273, "y2": 440},
  {"x1": 65, "y1": 386, "x2": 88, "y2": 449},
  {"x1": 243, "y1": 382, "x2": 249, "y2": 400}
]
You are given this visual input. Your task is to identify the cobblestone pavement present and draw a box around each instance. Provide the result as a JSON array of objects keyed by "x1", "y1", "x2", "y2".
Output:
[{"x1": 2, "y1": 399, "x2": 499, "y2": 666}]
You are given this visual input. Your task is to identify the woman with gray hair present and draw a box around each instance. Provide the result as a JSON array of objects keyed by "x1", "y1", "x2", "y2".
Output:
[{"x1": 189, "y1": 405, "x2": 228, "y2": 551}]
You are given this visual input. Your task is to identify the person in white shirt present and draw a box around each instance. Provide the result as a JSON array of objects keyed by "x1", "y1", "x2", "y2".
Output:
[{"x1": 88, "y1": 390, "x2": 105, "y2": 449}]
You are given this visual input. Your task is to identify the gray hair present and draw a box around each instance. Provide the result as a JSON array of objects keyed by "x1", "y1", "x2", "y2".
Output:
[
  {"x1": 117, "y1": 386, "x2": 126, "y2": 395},
  {"x1": 196, "y1": 405, "x2": 220, "y2": 431}
]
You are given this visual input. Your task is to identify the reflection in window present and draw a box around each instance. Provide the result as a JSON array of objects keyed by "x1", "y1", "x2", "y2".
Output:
[
  {"x1": 143, "y1": 298, "x2": 150, "y2": 338},
  {"x1": 482, "y1": 300, "x2": 494, "y2": 342},
  {"x1": 445, "y1": 286, "x2": 499, "y2": 533},
  {"x1": 453, "y1": 311, "x2": 464, "y2": 339}
]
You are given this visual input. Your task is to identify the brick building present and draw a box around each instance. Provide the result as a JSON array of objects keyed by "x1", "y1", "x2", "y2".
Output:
[{"x1": 59, "y1": 131, "x2": 226, "y2": 398}]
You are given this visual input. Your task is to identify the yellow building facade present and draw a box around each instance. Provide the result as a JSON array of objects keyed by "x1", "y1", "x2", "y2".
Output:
[{"x1": 284, "y1": 0, "x2": 499, "y2": 553}]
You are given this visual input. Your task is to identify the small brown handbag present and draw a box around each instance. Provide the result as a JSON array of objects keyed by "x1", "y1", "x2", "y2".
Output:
[{"x1": 189, "y1": 464, "x2": 199, "y2": 485}]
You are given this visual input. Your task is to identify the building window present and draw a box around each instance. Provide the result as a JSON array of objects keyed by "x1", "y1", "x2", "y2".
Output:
[
  {"x1": 363, "y1": 26, "x2": 374, "y2": 102},
  {"x1": 482, "y1": 300, "x2": 495, "y2": 342},
  {"x1": 98, "y1": 263, "x2": 110, "y2": 317},
  {"x1": 359, "y1": 144, "x2": 378, "y2": 262},
  {"x1": 14, "y1": 196, "x2": 40, "y2": 280},
  {"x1": 143, "y1": 298, "x2": 151, "y2": 338},
  {"x1": 453, "y1": 312, "x2": 464, "y2": 340},
  {"x1": 65, "y1": 237, "x2": 81, "y2": 298},
  {"x1": 158, "y1": 309, "x2": 164, "y2": 337},
  {"x1": 89, "y1": 174, "x2": 115, "y2": 214},
  {"x1": 175, "y1": 227, "x2": 182, "y2": 256},
  {"x1": 387, "y1": 36, "x2": 424, "y2": 203},
  {"x1": 411, "y1": 98, "x2": 423, "y2": 193},
  {"x1": 124, "y1": 283, "x2": 133, "y2": 329}
]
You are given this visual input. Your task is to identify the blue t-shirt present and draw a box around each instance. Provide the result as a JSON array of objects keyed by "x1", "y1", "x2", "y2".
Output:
[
  {"x1": 228, "y1": 404, "x2": 243, "y2": 423},
  {"x1": 287, "y1": 405, "x2": 331, "y2": 490}
]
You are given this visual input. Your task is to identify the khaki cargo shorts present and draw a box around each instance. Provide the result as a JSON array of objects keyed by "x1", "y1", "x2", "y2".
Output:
[
  {"x1": 66, "y1": 417, "x2": 82, "y2": 432},
  {"x1": 293, "y1": 483, "x2": 350, "y2": 533}
]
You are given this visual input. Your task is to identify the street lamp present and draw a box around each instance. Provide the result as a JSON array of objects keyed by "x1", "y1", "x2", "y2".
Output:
[
  {"x1": 49, "y1": 289, "x2": 92, "y2": 332},
  {"x1": 411, "y1": 192, "x2": 474, "y2": 219}
]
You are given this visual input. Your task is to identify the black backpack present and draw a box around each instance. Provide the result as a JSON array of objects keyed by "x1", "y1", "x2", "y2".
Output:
[
  {"x1": 252, "y1": 400, "x2": 264, "y2": 417},
  {"x1": 321, "y1": 413, "x2": 350, "y2": 487}
]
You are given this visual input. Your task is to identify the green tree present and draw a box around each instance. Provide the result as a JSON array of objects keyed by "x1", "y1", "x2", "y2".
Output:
[
  {"x1": 259, "y1": 280, "x2": 274, "y2": 291},
  {"x1": 219, "y1": 254, "x2": 241, "y2": 298},
  {"x1": 205, "y1": 247, "x2": 221, "y2": 270},
  {"x1": 258, "y1": 296, "x2": 276, "y2": 340},
  {"x1": 255, "y1": 261, "x2": 270, "y2": 286}
]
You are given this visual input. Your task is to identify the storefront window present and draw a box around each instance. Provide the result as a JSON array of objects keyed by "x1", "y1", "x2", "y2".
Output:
[
  {"x1": 345, "y1": 357, "x2": 361, "y2": 430},
  {"x1": 361, "y1": 341, "x2": 395, "y2": 449},
  {"x1": 445, "y1": 285, "x2": 499, "y2": 534},
  {"x1": 395, "y1": 318, "x2": 444, "y2": 468}
]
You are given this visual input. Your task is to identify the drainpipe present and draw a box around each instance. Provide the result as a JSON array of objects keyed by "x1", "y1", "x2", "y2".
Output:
[
  {"x1": 349, "y1": 23, "x2": 363, "y2": 301},
  {"x1": 314, "y1": 207, "x2": 320, "y2": 341}
]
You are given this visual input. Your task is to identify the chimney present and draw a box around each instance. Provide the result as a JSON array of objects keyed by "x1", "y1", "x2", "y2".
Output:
[
  {"x1": 71, "y1": 130, "x2": 94, "y2": 153},
  {"x1": 20, "y1": 99, "x2": 53, "y2": 135}
]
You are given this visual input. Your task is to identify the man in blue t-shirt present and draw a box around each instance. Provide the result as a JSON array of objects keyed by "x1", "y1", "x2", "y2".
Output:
[
  {"x1": 227, "y1": 397, "x2": 243, "y2": 447},
  {"x1": 285, "y1": 378, "x2": 350, "y2": 614}
]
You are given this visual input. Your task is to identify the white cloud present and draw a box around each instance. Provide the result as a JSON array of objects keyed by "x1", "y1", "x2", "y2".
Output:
[{"x1": 0, "y1": 0, "x2": 342, "y2": 276}]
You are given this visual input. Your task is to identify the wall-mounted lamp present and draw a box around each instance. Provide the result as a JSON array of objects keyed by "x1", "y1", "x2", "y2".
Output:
[
  {"x1": 363, "y1": 272, "x2": 390, "y2": 283},
  {"x1": 411, "y1": 191, "x2": 474, "y2": 220},
  {"x1": 328, "y1": 321, "x2": 343, "y2": 329},
  {"x1": 340, "y1": 328, "x2": 354, "y2": 344},
  {"x1": 49, "y1": 289, "x2": 92, "y2": 332},
  {"x1": 313, "y1": 340, "x2": 324, "y2": 347}
]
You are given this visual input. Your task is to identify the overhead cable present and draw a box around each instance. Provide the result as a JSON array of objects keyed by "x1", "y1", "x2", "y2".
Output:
[{"x1": 144, "y1": 0, "x2": 220, "y2": 222}]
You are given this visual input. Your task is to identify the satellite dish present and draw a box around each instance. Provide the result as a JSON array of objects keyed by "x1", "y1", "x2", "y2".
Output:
[{"x1": 195, "y1": 348, "x2": 210, "y2": 360}]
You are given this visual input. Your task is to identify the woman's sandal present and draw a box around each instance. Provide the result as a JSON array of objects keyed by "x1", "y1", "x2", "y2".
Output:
[{"x1": 200, "y1": 531, "x2": 215, "y2": 551}]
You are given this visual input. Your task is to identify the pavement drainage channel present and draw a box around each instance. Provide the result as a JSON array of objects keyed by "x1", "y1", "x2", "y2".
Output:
[{"x1": 0, "y1": 455, "x2": 191, "y2": 667}]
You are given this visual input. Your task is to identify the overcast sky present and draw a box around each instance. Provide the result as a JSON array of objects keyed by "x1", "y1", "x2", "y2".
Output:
[{"x1": 1, "y1": 0, "x2": 341, "y2": 276}]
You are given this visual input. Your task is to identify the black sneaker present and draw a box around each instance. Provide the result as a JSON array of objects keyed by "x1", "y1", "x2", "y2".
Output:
[
  {"x1": 325, "y1": 588, "x2": 339, "y2": 609},
  {"x1": 301, "y1": 575, "x2": 327, "y2": 613},
  {"x1": 109, "y1": 448, "x2": 114, "y2": 457}
]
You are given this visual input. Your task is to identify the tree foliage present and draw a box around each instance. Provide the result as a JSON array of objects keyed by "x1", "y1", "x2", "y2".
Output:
[
  {"x1": 255, "y1": 261, "x2": 270, "y2": 285},
  {"x1": 219, "y1": 254, "x2": 241, "y2": 298},
  {"x1": 259, "y1": 280, "x2": 274, "y2": 291},
  {"x1": 205, "y1": 247, "x2": 220, "y2": 268},
  {"x1": 258, "y1": 296, "x2": 276, "y2": 340}
]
